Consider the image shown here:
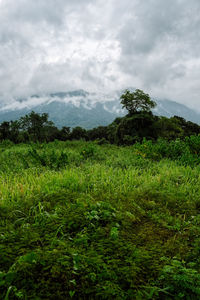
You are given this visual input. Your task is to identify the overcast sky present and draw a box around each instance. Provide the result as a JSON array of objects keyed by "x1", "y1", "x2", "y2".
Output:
[{"x1": 0, "y1": 0, "x2": 200, "y2": 109}]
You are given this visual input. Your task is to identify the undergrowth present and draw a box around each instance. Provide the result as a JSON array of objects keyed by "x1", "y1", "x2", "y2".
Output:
[{"x1": 0, "y1": 139, "x2": 200, "y2": 299}]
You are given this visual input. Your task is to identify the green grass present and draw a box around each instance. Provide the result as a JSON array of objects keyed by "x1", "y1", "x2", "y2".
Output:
[{"x1": 0, "y1": 140, "x2": 200, "y2": 299}]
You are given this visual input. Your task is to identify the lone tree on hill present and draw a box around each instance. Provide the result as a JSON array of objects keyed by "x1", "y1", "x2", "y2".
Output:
[{"x1": 120, "y1": 89, "x2": 156, "y2": 115}]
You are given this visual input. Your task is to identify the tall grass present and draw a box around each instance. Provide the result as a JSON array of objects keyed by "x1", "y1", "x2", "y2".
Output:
[{"x1": 0, "y1": 140, "x2": 200, "y2": 299}]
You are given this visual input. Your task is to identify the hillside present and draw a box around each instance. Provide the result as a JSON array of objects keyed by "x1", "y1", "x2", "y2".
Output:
[
  {"x1": 0, "y1": 90, "x2": 199, "y2": 128},
  {"x1": 154, "y1": 99, "x2": 200, "y2": 124}
]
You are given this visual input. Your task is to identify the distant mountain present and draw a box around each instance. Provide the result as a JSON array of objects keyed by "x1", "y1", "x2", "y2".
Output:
[
  {"x1": 0, "y1": 90, "x2": 199, "y2": 128},
  {"x1": 154, "y1": 99, "x2": 200, "y2": 124}
]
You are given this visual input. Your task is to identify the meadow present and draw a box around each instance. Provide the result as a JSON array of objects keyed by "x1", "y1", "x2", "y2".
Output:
[{"x1": 0, "y1": 138, "x2": 200, "y2": 299}]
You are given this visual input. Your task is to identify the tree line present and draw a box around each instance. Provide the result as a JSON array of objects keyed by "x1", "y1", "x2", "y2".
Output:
[{"x1": 0, "y1": 89, "x2": 200, "y2": 144}]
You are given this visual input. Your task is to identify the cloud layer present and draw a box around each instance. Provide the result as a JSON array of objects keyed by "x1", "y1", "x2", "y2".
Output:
[{"x1": 0, "y1": 0, "x2": 200, "y2": 108}]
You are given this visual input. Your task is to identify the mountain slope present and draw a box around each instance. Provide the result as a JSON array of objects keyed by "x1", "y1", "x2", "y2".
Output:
[
  {"x1": 154, "y1": 99, "x2": 200, "y2": 124},
  {"x1": 0, "y1": 90, "x2": 199, "y2": 128}
]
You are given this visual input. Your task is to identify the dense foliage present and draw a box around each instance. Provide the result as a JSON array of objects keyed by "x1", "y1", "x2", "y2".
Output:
[
  {"x1": 120, "y1": 89, "x2": 156, "y2": 114},
  {"x1": 0, "y1": 139, "x2": 200, "y2": 299},
  {"x1": 0, "y1": 110, "x2": 200, "y2": 145}
]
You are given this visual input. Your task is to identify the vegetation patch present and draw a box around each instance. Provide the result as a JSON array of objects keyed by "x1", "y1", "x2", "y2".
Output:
[{"x1": 0, "y1": 140, "x2": 200, "y2": 299}]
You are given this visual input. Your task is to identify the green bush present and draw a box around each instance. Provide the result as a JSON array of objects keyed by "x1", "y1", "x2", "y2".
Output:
[
  {"x1": 80, "y1": 144, "x2": 97, "y2": 159},
  {"x1": 28, "y1": 147, "x2": 69, "y2": 169},
  {"x1": 133, "y1": 136, "x2": 200, "y2": 166}
]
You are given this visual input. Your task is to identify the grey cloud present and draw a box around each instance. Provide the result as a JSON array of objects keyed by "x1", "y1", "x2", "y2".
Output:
[
  {"x1": 113, "y1": 0, "x2": 200, "y2": 107},
  {"x1": 0, "y1": 0, "x2": 200, "y2": 108}
]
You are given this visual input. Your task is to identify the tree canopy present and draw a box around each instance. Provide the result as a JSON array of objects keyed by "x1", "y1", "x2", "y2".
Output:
[{"x1": 120, "y1": 89, "x2": 156, "y2": 115}]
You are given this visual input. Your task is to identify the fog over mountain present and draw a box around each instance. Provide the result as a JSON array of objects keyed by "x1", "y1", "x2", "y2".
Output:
[
  {"x1": 0, "y1": 90, "x2": 199, "y2": 129},
  {"x1": 0, "y1": 0, "x2": 200, "y2": 110}
]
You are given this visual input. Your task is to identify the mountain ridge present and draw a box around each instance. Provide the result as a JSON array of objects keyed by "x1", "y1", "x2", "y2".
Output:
[{"x1": 0, "y1": 90, "x2": 199, "y2": 128}]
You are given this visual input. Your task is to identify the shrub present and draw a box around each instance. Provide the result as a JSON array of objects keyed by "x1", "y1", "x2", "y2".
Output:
[
  {"x1": 28, "y1": 148, "x2": 69, "y2": 169},
  {"x1": 80, "y1": 144, "x2": 97, "y2": 159}
]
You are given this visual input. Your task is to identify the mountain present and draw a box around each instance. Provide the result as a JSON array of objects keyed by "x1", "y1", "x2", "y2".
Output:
[
  {"x1": 0, "y1": 90, "x2": 199, "y2": 128},
  {"x1": 154, "y1": 99, "x2": 200, "y2": 124}
]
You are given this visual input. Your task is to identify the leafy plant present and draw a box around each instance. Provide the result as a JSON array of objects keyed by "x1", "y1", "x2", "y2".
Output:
[
  {"x1": 28, "y1": 147, "x2": 69, "y2": 169},
  {"x1": 158, "y1": 259, "x2": 200, "y2": 299},
  {"x1": 80, "y1": 144, "x2": 97, "y2": 159}
]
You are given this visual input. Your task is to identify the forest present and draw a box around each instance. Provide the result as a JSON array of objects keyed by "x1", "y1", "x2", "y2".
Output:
[{"x1": 0, "y1": 90, "x2": 200, "y2": 299}]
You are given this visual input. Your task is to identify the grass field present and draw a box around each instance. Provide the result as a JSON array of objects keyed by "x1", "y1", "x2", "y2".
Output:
[{"x1": 0, "y1": 140, "x2": 200, "y2": 299}]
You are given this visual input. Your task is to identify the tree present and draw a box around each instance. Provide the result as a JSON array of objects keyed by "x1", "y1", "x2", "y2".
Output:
[
  {"x1": 19, "y1": 111, "x2": 55, "y2": 142},
  {"x1": 154, "y1": 116, "x2": 183, "y2": 140},
  {"x1": 87, "y1": 126, "x2": 108, "y2": 141},
  {"x1": 70, "y1": 126, "x2": 87, "y2": 140},
  {"x1": 120, "y1": 89, "x2": 156, "y2": 115},
  {"x1": 172, "y1": 116, "x2": 200, "y2": 137},
  {"x1": 116, "y1": 112, "x2": 157, "y2": 144},
  {"x1": 9, "y1": 120, "x2": 20, "y2": 143},
  {"x1": 59, "y1": 126, "x2": 71, "y2": 141},
  {"x1": 0, "y1": 121, "x2": 10, "y2": 141}
]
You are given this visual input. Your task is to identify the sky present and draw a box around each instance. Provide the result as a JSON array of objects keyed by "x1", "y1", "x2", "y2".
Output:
[{"x1": 0, "y1": 0, "x2": 200, "y2": 109}]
